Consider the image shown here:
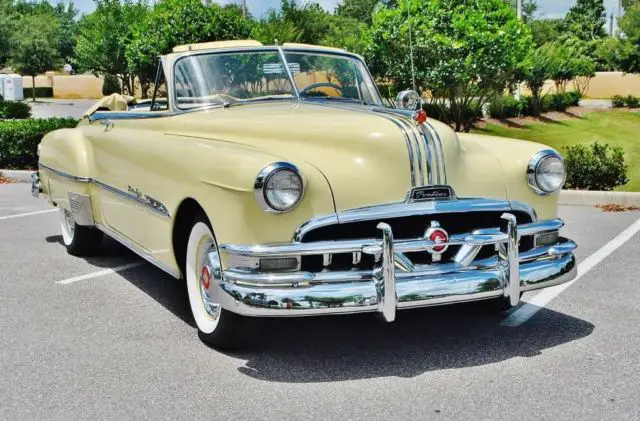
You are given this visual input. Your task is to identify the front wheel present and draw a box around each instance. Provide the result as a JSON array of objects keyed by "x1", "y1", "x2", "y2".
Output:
[
  {"x1": 185, "y1": 213, "x2": 250, "y2": 349},
  {"x1": 59, "y1": 208, "x2": 103, "y2": 256}
]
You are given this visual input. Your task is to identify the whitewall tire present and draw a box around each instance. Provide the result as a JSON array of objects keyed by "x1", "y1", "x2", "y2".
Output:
[
  {"x1": 185, "y1": 213, "x2": 249, "y2": 349},
  {"x1": 59, "y1": 208, "x2": 103, "y2": 256}
]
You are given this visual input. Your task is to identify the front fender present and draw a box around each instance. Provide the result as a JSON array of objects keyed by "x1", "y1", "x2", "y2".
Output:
[
  {"x1": 455, "y1": 133, "x2": 559, "y2": 219},
  {"x1": 166, "y1": 136, "x2": 335, "y2": 246}
]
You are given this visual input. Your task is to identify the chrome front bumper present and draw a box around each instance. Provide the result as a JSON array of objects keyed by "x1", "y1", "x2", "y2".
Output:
[{"x1": 211, "y1": 213, "x2": 577, "y2": 321}]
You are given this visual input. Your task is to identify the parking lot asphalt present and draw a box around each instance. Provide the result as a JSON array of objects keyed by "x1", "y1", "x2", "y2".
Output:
[{"x1": 1, "y1": 183, "x2": 639, "y2": 420}]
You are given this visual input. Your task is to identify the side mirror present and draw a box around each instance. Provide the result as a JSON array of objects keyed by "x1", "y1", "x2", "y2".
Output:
[{"x1": 396, "y1": 90, "x2": 421, "y2": 110}]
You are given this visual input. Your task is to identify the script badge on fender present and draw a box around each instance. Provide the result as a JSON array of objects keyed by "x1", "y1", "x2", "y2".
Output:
[{"x1": 408, "y1": 185, "x2": 455, "y2": 202}]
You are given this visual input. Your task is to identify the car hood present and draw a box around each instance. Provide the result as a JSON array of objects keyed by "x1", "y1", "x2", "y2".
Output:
[{"x1": 167, "y1": 101, "x2": 505, "y2": 211}]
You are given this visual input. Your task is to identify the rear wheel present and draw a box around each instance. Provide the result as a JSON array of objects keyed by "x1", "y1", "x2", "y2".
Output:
[
  {"x1": 185, "y1": 213, "x2": 249, "y2": 349},
  {"x1": 59, "y1": 208, "x2": 103, "y2": 256}
]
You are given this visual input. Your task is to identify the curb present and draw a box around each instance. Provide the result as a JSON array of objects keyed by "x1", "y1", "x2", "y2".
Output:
[
  {"x1": 560, "y1": 190, "x2": 640, "y2": 207},
  {"x1": 0, "y1": 170, "x2": 33, "y2": 183}
]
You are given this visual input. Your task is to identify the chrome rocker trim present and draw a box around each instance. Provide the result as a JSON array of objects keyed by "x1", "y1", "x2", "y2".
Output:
[{"x1": 212, "y1": 214, "x2": 577, "y2": 321}]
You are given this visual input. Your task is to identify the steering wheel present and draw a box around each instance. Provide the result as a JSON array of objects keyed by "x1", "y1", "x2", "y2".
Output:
[{"x1": 299, "y1": 82, "x2": 343, "y2": 96}]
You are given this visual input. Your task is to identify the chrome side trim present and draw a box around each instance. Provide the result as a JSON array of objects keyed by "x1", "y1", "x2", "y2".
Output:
[
  {"x1": 39, "y1": 163, "x2": 91, "y2": 183},
  {"x1": 39, "y1": 163, "x2": 170, "y2": 218},
  {"x1": 95, "y1": 223, "x2": 181, "y2": 279},
  {"x1": 94, "y1": 180, "x2": 170, "y2": 218}
]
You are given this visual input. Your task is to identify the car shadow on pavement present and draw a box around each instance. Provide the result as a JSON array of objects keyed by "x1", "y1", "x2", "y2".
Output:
[
  {"x1": 94, "y1": 239, "x2": 595, "y2": 382},
  {"x1": 226, "y1": 306, "x2": 594, "y2": 382}
]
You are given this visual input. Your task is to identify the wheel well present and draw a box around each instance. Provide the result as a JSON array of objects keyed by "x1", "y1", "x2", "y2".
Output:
[{"x1": 172, "y1": 198, "x2": 205, "y2": 278}]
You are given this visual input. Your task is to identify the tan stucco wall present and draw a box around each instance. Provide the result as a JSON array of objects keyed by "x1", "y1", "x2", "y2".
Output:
[
  {"x1": 21, "y1": 71, "x2": 640, "y2": 100},
  {"x1": 22, "y1": 73, "x2": 103, "y2": 99},
  {"x1": 583, "y1": 72, "x2": 640, "y2": 98}
]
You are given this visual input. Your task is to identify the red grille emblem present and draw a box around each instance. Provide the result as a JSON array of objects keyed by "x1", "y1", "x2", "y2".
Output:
[{"x1": 425, "y1": 222, "x2": 449, "y2": 254}]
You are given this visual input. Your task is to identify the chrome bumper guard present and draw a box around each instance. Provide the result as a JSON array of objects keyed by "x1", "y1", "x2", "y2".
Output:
[{"x1": 213, "y1": 213, "x2": 577, "y2": 321}]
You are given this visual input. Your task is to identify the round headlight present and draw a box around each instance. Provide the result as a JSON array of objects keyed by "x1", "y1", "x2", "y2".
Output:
[
  {"x1": 255, "y1": 162, "x2": 303, "y2": 212},
  {"x1": 527, "y1": 150, "x2": 566, "y2": 195}
]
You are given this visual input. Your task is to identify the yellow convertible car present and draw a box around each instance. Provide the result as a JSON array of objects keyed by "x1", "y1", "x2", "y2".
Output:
[{"x1": 32, "y1": 40, "x2": 576, "y2": 348}]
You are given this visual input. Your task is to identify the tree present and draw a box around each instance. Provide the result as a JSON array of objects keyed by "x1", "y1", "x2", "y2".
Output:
[
  {"x1": 53, "y1": 2, "x2": 79, "y2": 63},
  {"x1": 563, "y1": 0, "x2": 607, "y2": 41},
  {"x1": 321, "y1": 15, "x2": 369, "y2": 54},
  {"x1": 504, "y1": 0, "x2": 537, "y2": 22},
  {"x1": 0, "y1": 0, "x2": 17, "y2": 68},
  {"x1": 522, "y1": 43, "x2": 554, "y2": 117},
  {"x1": 74, "y1": 0, "x2": 148, "y2": 95},
  {"x1": 616, "y1": 3, "x2": 640, "y2": 73},
  {"x1": 280, "y1": 0, "x2": 332, "y2": 44},
  {"x1": 336, "y1": 0, "x2": 395, "y2": 25},
  {"x1": 367, "y1": 0, "x2": 532, "y2": 132},
  {"x1": 126, "y1": 0, "x2": 252, "y2": 96},
  {"x1": 528, "y1": 18, "x2": 563, "y2": 46},
  {"x1": 10, "y1": 14, "x2": 61, "y2": 101},
  {"x1": 251, "y1": 8, "x2": 302, "y2": 44}
]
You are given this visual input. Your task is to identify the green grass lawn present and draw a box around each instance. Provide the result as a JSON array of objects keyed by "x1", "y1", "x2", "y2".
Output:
[{"x1": 474, "y1": 110, "x2": 640, "y2": 192}]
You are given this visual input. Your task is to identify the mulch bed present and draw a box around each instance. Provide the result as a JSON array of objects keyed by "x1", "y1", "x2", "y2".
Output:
[
  {"x1": 596, "y1": 204, "x2": 640, "y2": 212},
  {"x1": 0, "y1": 174, "x2": 16, "y2": 184}
]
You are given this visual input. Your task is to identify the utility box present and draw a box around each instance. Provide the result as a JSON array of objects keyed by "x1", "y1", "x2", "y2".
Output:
[{"x1": 0, "y1": 74, "x2": 24, "y2": 101}]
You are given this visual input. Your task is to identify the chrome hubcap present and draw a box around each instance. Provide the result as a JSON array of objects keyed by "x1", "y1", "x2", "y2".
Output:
[{"x1": 198, "y1": 243, "x2": 222, "y2": 319}]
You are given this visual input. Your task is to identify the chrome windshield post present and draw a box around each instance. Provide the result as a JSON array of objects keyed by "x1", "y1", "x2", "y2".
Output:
[
  {"x1": 499, "y1": 213, "x2": 520, "y2": 306},
  {"x1": 375, "y1": 222, "x2": 397, "y2": 322},
  {"x1": 277, "y1": 46, "x2": 300, "y2": 101}
]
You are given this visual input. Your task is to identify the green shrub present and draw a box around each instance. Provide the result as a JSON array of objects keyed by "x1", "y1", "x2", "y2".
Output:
[
  {"x1": 625, "y1": 95, "x2": 639, "y2": 108},
  {"x1": 0, "y1": 118, "x2": 79, "y2": 169},
  {"x1": 488, "y1": 96, "x2": 521, "y2": 119},
  {"x1": 102, "y1": 74, "x2": 121, "y2": 96},
  {"x1": 565, "y1": 91, "x2": 581, "y2": 106},
  {"x1": 422, "y1": 100, "x2": 483, "y2": 131},
  {"x1": 612, "y1": 95, "x2": 626, "y2": 108},
  {"x1": 1, "y1": 101, "x2": 31, "y2": 119},
  {"x1": 22, "y1": 87, "x2": 53, "y2": 98},
  {"x1": 564, "y1": 142, "x2": 629, "y2": 191}
]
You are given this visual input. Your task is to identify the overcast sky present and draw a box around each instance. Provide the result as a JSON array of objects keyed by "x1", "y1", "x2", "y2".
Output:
[{"x1": 49, "y1": 0, "x2": 622, "y2": 21}]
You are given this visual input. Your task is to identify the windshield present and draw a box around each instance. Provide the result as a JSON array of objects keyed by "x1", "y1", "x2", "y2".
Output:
[
  {"x1": 173, "y1": 49, "x2": 381, "y2": 110},
  {"x1": 284, "y1": 51, "x2": 380, "y2": 105}
]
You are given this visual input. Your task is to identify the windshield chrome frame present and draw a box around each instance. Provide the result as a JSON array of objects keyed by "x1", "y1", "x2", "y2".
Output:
[{"x1": 170, "y1": 46, "x2": 383, "y2": 113}]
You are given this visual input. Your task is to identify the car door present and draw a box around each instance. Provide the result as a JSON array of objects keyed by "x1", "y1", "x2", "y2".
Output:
[{"x1": 84, "y1": 63, "x2": 174, "y2": 264}]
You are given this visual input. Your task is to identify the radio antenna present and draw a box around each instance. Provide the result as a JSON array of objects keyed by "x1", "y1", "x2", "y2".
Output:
[{"x1": 407, "y1": 1, "x2": 417, "y2": 92}]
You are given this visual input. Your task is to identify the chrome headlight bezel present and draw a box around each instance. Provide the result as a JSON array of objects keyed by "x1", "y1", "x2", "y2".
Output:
[
  {"x1": 254, "y1": 162, "x2": 304, "y2": 213},
  {"x1": 527, "y1": 149, "x2": 566, "y2": 195}
]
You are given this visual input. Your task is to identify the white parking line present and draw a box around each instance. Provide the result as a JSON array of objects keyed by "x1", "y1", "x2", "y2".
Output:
[
  {"x1": 503, "y1": 216, "x2": 640, "y2": 327},
  {"x1": 56, "y1": 262, "x2": 145, "y2": 285},
  {"x1": 0, "y1": 209, "x2": 56, "y2": 221}
]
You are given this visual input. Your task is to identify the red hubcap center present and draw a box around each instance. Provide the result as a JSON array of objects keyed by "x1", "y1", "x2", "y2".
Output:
[{"x1": 201, "y1": 266, "x2": 211, "y2": 289}]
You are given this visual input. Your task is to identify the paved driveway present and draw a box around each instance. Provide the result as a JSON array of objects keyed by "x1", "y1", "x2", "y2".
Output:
[
  {"x1": 28, "y1": 99, "x2": 96, "y2": 119},
  {"x1": 1, "y1": 183, "x2": 639, "y2": 420}
]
